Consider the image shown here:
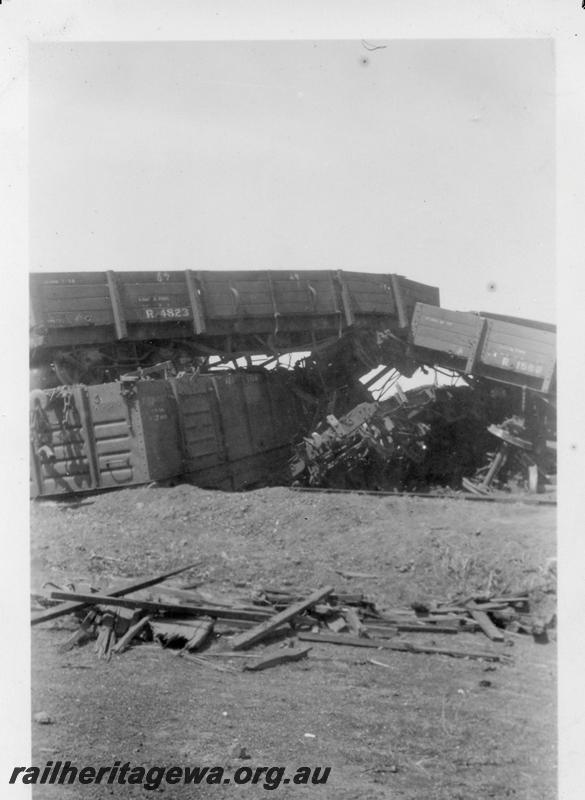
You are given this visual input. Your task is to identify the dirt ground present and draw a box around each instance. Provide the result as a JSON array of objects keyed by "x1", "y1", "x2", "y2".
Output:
[{"x1": 30, "y1": 485, "x2": 556, "y2": 799}]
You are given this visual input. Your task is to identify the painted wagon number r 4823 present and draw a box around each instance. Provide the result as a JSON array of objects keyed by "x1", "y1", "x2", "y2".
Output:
[{"x1": 144, "y1": 308, "x2": 190, "y2": 320}]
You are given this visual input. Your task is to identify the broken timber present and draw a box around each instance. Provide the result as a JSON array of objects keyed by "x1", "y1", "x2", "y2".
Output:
[
  {"x1": 466, "y1": 600, "x2": 505, "y2": 642},
  {"x1": 58, "y1": 609, "x2": 98, "y2": 653},
  {"x1": 112, "y1": 615, "x2": 152, "y2": 654},
  {"x1": 327, "y1": 617, "x2": 349, "y2": 634},
  {"x1": 297, "y1": 632, "x2": 510, "y2": 662},
  {"x1": 31, "y1": 563, "x2": 199, "y2": 625},
  {"x1": 342, "y1": 607, "x2": 368, "y2": 637},
  {"x1": 178, "y1": 619, "x2": 214, "y2": 653},
  {"x1": 243, "y1": 645, "x2": 312, "y2": 671},
  {"x1": 229, "y1": 586, "x2": 334, "y2": 651},
  {"x1": 95, "y1": 610, "x2": 116, "y2": 661}
]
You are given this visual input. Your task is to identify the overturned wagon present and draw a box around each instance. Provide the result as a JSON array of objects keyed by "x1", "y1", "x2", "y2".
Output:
[{"x1": 30, "y1": 371, "x2": 309, "y2": 497}]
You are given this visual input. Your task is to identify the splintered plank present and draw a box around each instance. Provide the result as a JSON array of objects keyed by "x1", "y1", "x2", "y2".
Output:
[
  {"x1": 58, "y1": 609, "x2": 99, "y2": 653},
  {"x1": 229, "y1": 586, "x2": 334, "y2": 651},
  {"x1": 466, "y1": 600, "x2": 505, "y2": 642},
  {"x1": 297, "y1": 632, "x2": 510, "y2": 662},
  {"x1": 327, "y1": 616, "x2": 348, "y2": 633},
  {"x1": 360, "y1": 624, "x2": 398, "y2": 639},
  {"x1": 112, "y1": 615, "x2": 152, "y2": 654},
  {"x1": 243, "y1": 645, "x2": 312, "y2": 672},
  {"x1": 342, "y1": 607, "x2": 368, "y2": 637},
  {"x1": 95, "y1": 610, "x2": 117, "y2": 661},
  {"x1": 31, "y1": 563, "x2": 200, "y2": 626},
  {"x1": 179, "y1": 619, "x2": 214, "y2": 653},
  {"x1": 49, "y1": 591, "x2": 271, "y2": 622}
]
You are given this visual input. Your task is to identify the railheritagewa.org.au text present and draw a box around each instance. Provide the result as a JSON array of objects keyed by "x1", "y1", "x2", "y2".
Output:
[{"x1": 8, "y1": 761, "x2": 331, "y2": 791}]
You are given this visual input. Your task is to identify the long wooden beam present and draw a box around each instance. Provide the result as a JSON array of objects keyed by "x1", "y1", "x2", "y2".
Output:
[
  {"x1": 297, "y1": 632, "x2": 510, "y2": 662},
  {"x1": 229, "y1": 586, "x2": 334, "y2": 651},
  {"x1": 49, "y1": 591, "x2": 272, "y2": 622}
]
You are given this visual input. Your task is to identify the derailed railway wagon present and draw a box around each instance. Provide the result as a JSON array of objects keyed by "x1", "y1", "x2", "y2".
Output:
[
  {"x1": 30, "y1": 269, "x2": 439, "y2": 387},
  {"x1": 29, "y1": 268, "x2": 441, "y2": 498},
  {"x1": 30, "y1": 370, "x2": 310, "y2": 497},
  {"x1": 410, "y1": 304, "x2": 556, "y2": 394},
  {"x1": 29, "y1": 269, "x2": 556, "y2": 499},
  {"x1": 291, "y1": 306, "x2": 557, "y2": 493}
]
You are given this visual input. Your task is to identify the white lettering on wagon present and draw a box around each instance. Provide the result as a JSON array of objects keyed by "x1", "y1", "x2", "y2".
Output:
[{"x1": 144, "y1": 308, "x2": 190, "y2": 320}]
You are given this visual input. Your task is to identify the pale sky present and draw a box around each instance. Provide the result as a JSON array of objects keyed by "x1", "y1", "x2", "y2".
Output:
[{"x1": 29, "y1": 39, "x2": 555, "y2": 322}]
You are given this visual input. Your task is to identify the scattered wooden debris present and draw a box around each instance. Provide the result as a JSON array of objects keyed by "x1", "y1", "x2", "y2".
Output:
[
  {"x1": 342, "y1": 607, "x2": 368, "y2": 637},
  {"x1": 360, "y1": 623, "x2": 398, "y2": 639},
  {"x1": 33, "y1": 568, "x2": 550, "y2": 673},
  {"x1": 178, "y1": 619, "x2": 214, "y2": 653},
  {"x1": 95, "y1": 609, "x2": 117, "y2": 661},
  {"x1": 243, "y1": 645, "x2": 312, "y2": 672},
  {"x1": 408, "y1": 593, "x2": 540, "y2": 641},
  {"x1": 31, "y1": 563, "x2": 199, "y2": 626},
  {"x1": 112, "y1": 615, "x2": 151, "y2": 654},
  {"x1": 466, "y1": 600, "x2": 505, "y2": 642},
  {"x1": 49, "y1": 592, "x2": 271, "y2": 622},
  {"x1": 229, "y1": 586, "x2": 334, "y2": 651},
  {"x1": 58, "y1": 609, "x2": 98, "y2": 653},
  {"x1": 327, "y1": 616, "x2": 349, "y2": 634}
]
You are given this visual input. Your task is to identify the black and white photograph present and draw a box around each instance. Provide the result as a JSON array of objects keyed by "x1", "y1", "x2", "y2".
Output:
[{"x1": 2, "y1": 3, "x2": 584, "y2": 799}]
